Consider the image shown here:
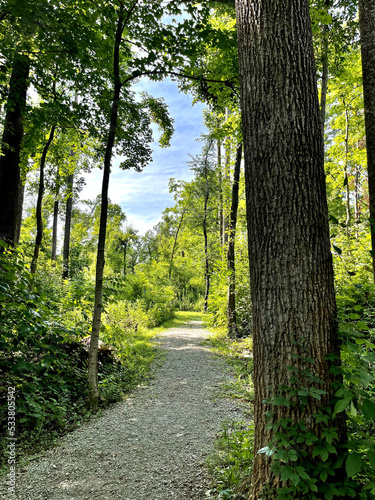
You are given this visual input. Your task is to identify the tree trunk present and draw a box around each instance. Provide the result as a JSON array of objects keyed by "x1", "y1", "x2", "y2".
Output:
[
  {"x1": 30, "y1": 125, "x2": 56, "y2": 275},
  {"x1": 218, "y1": 138, "x2": 224, "y2": 248},
  {"x1": 62, "y1": 173, "x2": 74, "y2": 279},
  {"x1": 319, "y1": 0, "x2": 331, "y2": 142},
  {"x1": 344, "y1": 107, "x2": 351, "y2": 235},
  {"x1": 354, "y1": 164, "x2": 360, "y2": 240},
  {"x1": 359, "y1": 0, "x2": 375, "y2": 283},
  {"x1": 51, "y1": 169, "x2": 60, "y2": 264},
  {"x1": 235, "y1": 1, "x2": 344, "y2": 497},
  {"x1": 203, "y1": 147, "x2": 211, "y2": 313},
  {"x1": 169, "y1": 209, "x2": 185, "y2": 278},
  {"x1": 0, "y1": 53, "x2": 30, "y2": 245},
  {"x1": 88, "y1": 6, "x2": 125, "y2": 408},
  {"x1": 222, "y1": 107, "x2": 230, "y2": 248},
  {"x1": 227, "y1": 142, "x2": 242, "y2": 338},
  {"x1": 15, "y1": 178, "x2": 26, "y2": 244}
]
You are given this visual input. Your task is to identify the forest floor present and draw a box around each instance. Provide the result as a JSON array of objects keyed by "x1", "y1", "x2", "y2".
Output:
[{"x1": 2, "y1": 314, "x2": 249, "y2": 500}]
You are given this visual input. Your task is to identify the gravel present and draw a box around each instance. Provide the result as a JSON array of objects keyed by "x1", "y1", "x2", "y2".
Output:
[{"x1": 2, "y1": 320, "x2": 248, "y2": 500}]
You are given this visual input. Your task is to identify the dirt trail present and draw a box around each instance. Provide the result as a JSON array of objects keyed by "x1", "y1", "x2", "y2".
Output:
[{"x1": 2, "y1": 320, "x2": 247, "y2": 500}]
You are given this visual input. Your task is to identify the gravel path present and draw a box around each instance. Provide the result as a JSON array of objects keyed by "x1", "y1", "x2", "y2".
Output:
[{"x1": 3, "y1": 320, "x2": 247, "y2": 500}]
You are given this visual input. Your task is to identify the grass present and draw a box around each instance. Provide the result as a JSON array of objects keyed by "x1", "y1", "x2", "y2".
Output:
[
  {"x1": 153, "y1": 310, "x2": 209, "y2": 331},
  {"x1": 204, "y1": 329, "x2": 255, "y2": 500}
]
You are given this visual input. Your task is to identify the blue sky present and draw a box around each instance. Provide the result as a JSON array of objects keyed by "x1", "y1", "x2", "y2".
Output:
[{"x1": 80, "y1": 78, "x2": 207, "y2": 235}]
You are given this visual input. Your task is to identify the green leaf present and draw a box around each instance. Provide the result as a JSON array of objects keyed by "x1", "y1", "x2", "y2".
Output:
[
  {"x1": 345, "y1": 453, "x2": 363, "y2": 478},
  {"x1": 362, "y1": 399, "x2": 375, "y2": 420},
  {"x1": 333, "y1": 397, "x2": 352, "y2": 417},
  {"x1": 320, "y1": 447, "x2": 329, "y2": 462}
]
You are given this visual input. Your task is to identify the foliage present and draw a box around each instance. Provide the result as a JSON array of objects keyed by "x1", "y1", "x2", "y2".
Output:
[
  {"x1": 206, "y1": 421, "x2": 254, "y2": 500},
  {"x1": 0, "y1": 245, "x2": 160, "y2": 470}
]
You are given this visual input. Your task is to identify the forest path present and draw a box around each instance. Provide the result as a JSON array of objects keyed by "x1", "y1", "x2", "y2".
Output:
[{"x1": 6, "y1": 318, "x2": 247, "y2": 500}]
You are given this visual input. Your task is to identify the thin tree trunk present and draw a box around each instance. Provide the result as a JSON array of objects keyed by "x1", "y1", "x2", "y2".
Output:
[
  {"x1": 222, "y1": 107, "x2": 230, "y2": 248},
  {"x1": 218, "y1": 138, "x2": 224, "y2": 247},
  {"x1": 359, "y1": 0, "x2": 375, "y2": 283},
  {"x1": 354, "y1": 164, "x2": 360, "y2": 240},
  {"x1": 319, "y1": 0, "x2": 331, "y2": 141},
  {"x1": 62, "y1": 173, "x2": 74, "y2": 279},
  {"x1": 203, "y1": 193, "x2": 210, "y2": 313},
  {"x1": 235, "y1": 1, "x2": 345, "y2": 497},
  {"x1": 15, "y1": 178, "x2": 26, "y2": 244},
  {"x1": 0, "y1": 53, "x2": 30, "y2": 245},
  {"x1": 227, "y1": 143, "x2": 242, "y2": 338},
  {"x1": 169, "y1": 209, "x2": 185, "y2": 277},
  {"x1": 344, "y1": 107, "x2": 351, "y2": 235},
  {"x1": 51, "y1": 169, "x2": 60, "y2": 263},
  {"x1": 30, "y1": 125, "x2": 56, "y2": 275},
  {"x1": 88, "y1": 5, "x2": 125, "y2": 408},
  {"x1": 123, "y1": 243, "x2": 127, "y2": 276},
  {"x1": 203, "y1": 145, "x2": 212, "y2": 313}
]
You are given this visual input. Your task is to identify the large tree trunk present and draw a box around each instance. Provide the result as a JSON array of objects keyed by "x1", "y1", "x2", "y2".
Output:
[
  {"x1": 359, "y1": 0, "x2": 375, "y2": 283},
  {"x1": 88, "y1": 6, "x2": 125, "y2": 408},
  {"x1": 227, "y1": 142, "x2": 242, "y2": 338},
  {"x1": 62, "y1": 173, "x2": 74, "y2": 279},
  {"x1": 235, "y1": 1, "x2": 344, "y2": 498},
  {"x1": 0, "y1": 53, "x2": 30, "y2": 245},
  {"x1": 30, "y1": 125, "x2": 56, "y2": 275}
]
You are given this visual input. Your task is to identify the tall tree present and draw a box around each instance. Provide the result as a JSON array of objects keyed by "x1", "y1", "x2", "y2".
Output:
[
  {"x1": 0, "y1": 52, "x2": 29, "y2": 245},
  {"x1": 235, "y1": 0, "x2": 345, "y2": 497},
  {"x1": 226, "y1": 142, "x2": 242, "y2": 337},
  {"x1": 359, "y1": 0, "x2": 375, "y2": 283},
  {"x1": 88, "y1": 3, "x2": 127, "y2": 408},
  {"x1": 30, "y1": 125, "x2": 56, "y2": 275}
]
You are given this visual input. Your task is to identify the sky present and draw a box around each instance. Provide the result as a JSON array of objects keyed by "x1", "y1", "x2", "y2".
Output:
[{"x1": 80, "y1": 78, "x2": 207, "y2": 235}]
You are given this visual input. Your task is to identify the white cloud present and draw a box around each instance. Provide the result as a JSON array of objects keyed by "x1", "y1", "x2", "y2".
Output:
[{"x1": 80, "y1": 78, "x2": 206, "y2": 235}]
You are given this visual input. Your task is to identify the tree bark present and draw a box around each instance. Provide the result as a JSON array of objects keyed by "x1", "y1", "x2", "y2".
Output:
[
  {"x1": 235, "y1": 1, "x2": 344, "y2": 497},
  {"x1": 0, "y1": 53, "x2": 30, "y2": 245},
  {"x1": 227, "y1": 142, "x2": 242, "y2": 338},
  {"x1": 203, "y1": 146, "x2": 211, "y2": 313},
  {"x1": 30, "y1": 125, "x2": 56, "y2": 275},
  {"x1": 62, "y1": 173, "x2": 74, "y2": 279},
  {"x1": 88, "y1": 6, "x2": 125, "y2": 408},
  {"x1": 359, "y1": 0, "x2": 375, "y2": 283}
]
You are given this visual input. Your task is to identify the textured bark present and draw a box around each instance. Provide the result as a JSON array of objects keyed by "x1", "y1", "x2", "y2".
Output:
[
  {"x1": 62, "y1": 173, "x2": 74, "y2": 279},
  {"x1": 227, "y1": 143, "x2": 242, "y2": 338},
  {"x1": 88, "y1": 6, "x2": 125, "y2": 408},
  {"x1": 235, "y1": 1, "x2": 343, "y2": 497},
  {"x1": 30, "y1": 125, "x2": 56, "y2": 275},
  {"x1": 0, "y1": 53, "x2": 30, "y2": 245},
  {"x1": 359, "y1": 0, "x2": 375, "y2": 283}
]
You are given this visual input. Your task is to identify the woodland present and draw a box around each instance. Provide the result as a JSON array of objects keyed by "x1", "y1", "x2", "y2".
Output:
[{"x1": 0, "y1": 0, "x2": 375, "y2": 499}]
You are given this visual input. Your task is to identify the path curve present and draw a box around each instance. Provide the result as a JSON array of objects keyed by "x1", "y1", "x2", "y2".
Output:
[{"x1": 3, "y1": 321, "x2": 246, "y2": 500}]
